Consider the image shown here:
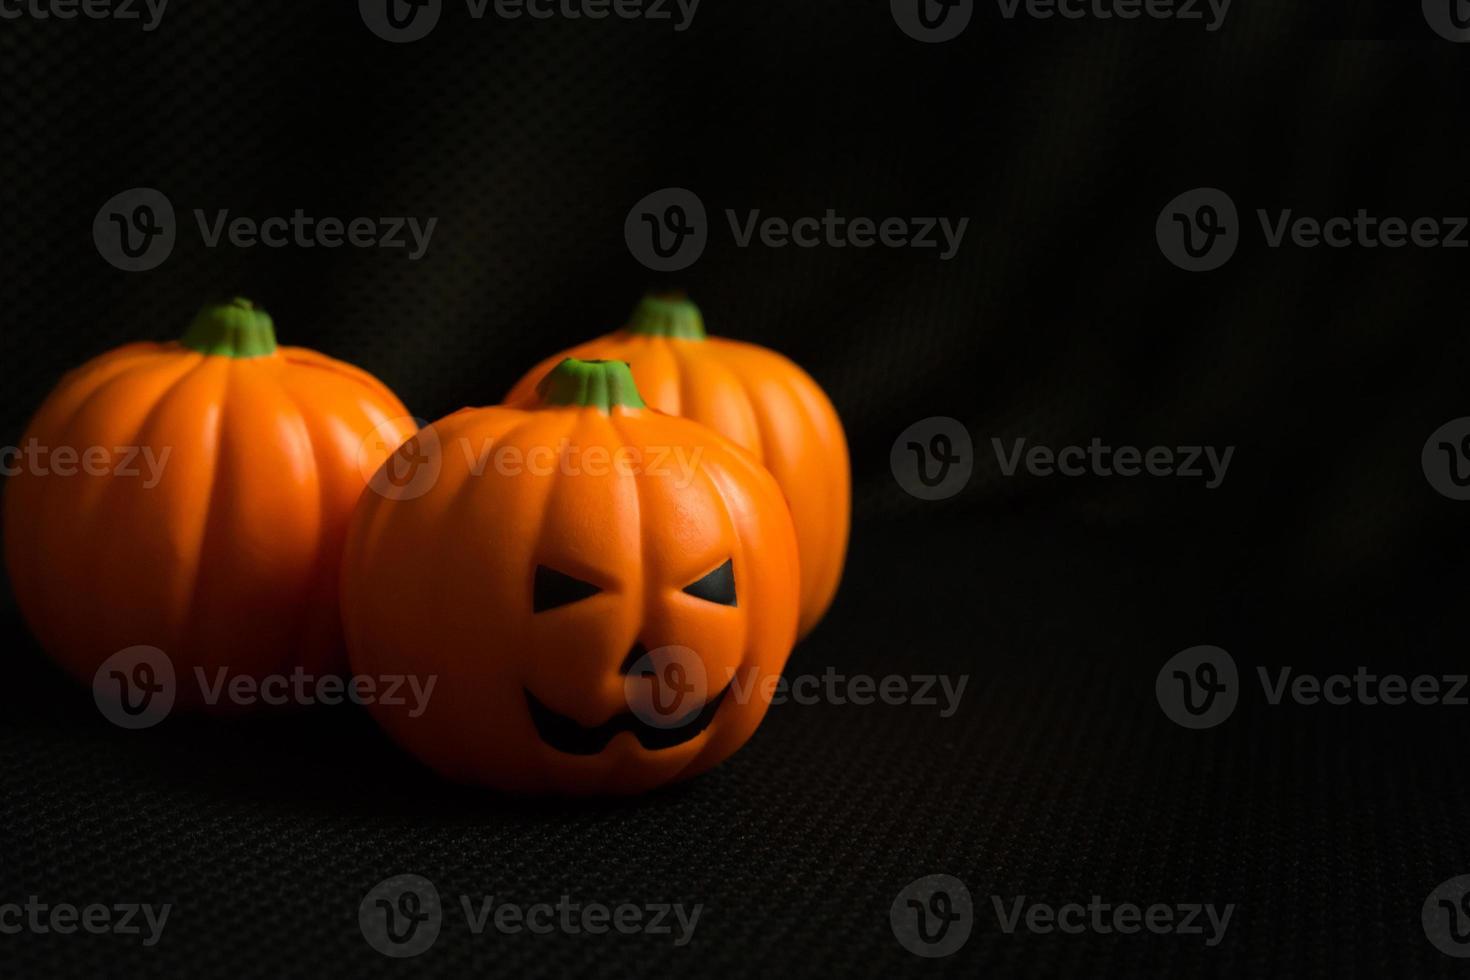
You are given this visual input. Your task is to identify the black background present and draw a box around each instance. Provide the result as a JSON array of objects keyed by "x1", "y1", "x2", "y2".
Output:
[{"x1": 4, "y1": 1, "x2": 1470, "y2": 976}]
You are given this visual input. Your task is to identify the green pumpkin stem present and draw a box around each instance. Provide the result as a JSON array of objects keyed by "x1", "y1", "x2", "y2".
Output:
[
  {"x1": 625, "y1": 292, "x2": 707, "y2": 340},
  {"x1": 536, "y1": 358, "x2": 647, "y2": 412},
  {"x1": 180, "y1": 298, "x2": 278, "y2": 358}
]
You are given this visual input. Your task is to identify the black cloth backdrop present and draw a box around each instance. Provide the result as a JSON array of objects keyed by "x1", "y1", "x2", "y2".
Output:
[{"x1": 3, "y1": 1, "x2": 1470, "y2": 977}]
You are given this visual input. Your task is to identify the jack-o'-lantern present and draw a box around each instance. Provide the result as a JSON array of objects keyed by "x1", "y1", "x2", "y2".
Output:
[
  {"x1": 341, "y1": 358, "x2": 800, "y2": 795},
  {"x1": 505, "y1": 293, "x2": 848, "y2": 638},
  {"x1": 3, "y1": 299, "x2": 415, "y2": 706}
]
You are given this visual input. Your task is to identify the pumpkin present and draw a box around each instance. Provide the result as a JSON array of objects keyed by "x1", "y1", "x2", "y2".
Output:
[
  {"x1": 341, "y1": 358, "x2": 800, "y2": 795},
  {"x1": 504, "y1": 293, "x2": 848, "y2": 638},
  {"x1": 3, "y1": 299, "x2": 416, "y2": 707}
]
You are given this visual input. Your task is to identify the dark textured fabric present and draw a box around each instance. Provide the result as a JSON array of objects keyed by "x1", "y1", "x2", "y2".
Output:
[{"x1": 3, "y1": 1, "x2": 1470, "y2": 976}]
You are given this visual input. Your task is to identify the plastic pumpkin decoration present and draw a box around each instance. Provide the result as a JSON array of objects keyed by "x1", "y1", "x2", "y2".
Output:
[
  {"x1": 4, "y1": 299, "x2": 415, "y2": 706},
  {"x1": 505, "y1": 293, "x2": 848, "y2": 638},
  {"x1": 341, "y1": 358, "x2": 800, "y2": 795}
]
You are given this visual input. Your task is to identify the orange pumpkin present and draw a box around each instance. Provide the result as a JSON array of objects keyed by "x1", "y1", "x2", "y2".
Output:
[
  {"x1": 4, "y1": 299, "x2": 415, "y2": 707},
  {"x1": 341, "y1": 358, "x2": 800, "y2": 795},
  {"x1": 505, "y1": 293, "x2": 848, "y2": 638}
]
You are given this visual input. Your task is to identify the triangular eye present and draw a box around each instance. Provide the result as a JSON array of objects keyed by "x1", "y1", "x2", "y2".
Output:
[
  {"x1": 682, "y1": 559, "x2": 737, "y2": 607},
  {"x1": 533, "y1": 565, "x2": 602, "y2": 612}
]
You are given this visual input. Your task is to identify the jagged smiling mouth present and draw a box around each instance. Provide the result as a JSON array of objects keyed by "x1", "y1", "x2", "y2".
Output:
[{"x1": 524, "y1": 685, "x2": 730, "y2": 756}]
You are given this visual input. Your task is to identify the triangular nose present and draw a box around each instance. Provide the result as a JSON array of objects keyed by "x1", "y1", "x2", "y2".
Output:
[{"x1": 619, "y1": 642, "x2": 649, "y2": 676}]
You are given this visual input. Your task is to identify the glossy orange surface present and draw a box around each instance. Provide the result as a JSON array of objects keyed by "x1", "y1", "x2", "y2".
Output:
[
  {"x1": 4, "y1": 304, "x2": 414, "y2": 705},
  {"x1": 342, "y1": 359, "x2": 800, "y2": 795},
  {"x1": 505, "y1": 296, "x2": 850, "y2": 638}
]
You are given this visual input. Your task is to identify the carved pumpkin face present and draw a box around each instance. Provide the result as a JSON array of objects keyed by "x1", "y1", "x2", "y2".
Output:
[
  {"x1": 3, "y1": 299, "x2": 415, "y2": 705},
  {"x1": 505, "y1": 294, "x2": 849, "y2": 638},
  {"x1": 341, "y1": 359, "x2": 800, "y2": 795}
]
